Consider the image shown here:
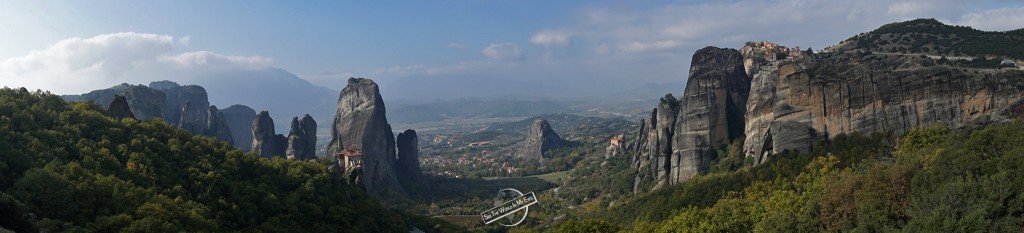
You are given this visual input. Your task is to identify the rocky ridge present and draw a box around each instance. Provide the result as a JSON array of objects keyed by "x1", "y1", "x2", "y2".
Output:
[
  {"x1": 742, "y1": 50, "x2": 1024, "y2": 163},
  {"x1": 62, "y1": 81, "x2": 265, "y2": 148},
  {"x1": 631, "y1": 38, "x2": 1024, "y2": 193}
]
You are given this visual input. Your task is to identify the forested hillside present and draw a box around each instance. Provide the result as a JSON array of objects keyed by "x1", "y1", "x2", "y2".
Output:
[
  {"x1": 521, "y1": 121, "x2": 1024, "y2": 232},
  {"x1": 0, "y1": 87, "x2": 458, "y2": 232}
]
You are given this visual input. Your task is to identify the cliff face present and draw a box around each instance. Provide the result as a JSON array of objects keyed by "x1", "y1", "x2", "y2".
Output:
[
  {"x1": 286, "y1": 114, "x2": 317, "y2": 160},
  {"x1": 743, "y1": 53, "x2": 1024, "y2": 162},
  {"x1": 632, "y1": 41, "x2": 1024, "y2": 194},
  {"x1": 326, "y1": 78, "x2": 404, "y2": 194},
  {"x1": 633, "y1": 47, "x2": 751, "y2": 192},
  {"x1": 222, "y1": 105, "x2": 257, "y2": 151},
  {"x1": 518, "y1": 119, "x2": 563, "y2": 163}
]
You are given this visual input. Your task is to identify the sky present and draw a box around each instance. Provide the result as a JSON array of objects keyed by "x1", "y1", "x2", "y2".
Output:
[{"x1": 2, "y1": 0, "x2": 1024, "y2": 99}]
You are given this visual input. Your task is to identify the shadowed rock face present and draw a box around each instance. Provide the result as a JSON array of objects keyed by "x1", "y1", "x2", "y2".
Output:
[
  {"x1": 519, "y1": 119, "x2": 563, "y2": 163},
  {"x1": 396, "y1": 129, "x2": 423, "y2": 183},
  {"x1": 742, "y1": 53, "x2": 1024, "y2": 163},
  {"x1": 106, "y1": 95, "x2": 136, "y2": 120},
  {"x1": 151, "y1": 82, "x2": 209, "y2": 135},
  {"x1": 222, "y1": 105, "x2": 257, "y2": 151},
  {"x1": 286, "y1": 114, "x2": 317, "y2": 160},
  {"x1": 252, "y1": 111, "x2": 286, "y2": 158},
  {"x1": 326, "y1": 78, "x2": 404, "y2": 194},
  {"x1": 634, "y1": 47, "x2": 751, "y2": 192},
  {"x1": 205, "y1": 106, "x2": 234, "y2": 145}
]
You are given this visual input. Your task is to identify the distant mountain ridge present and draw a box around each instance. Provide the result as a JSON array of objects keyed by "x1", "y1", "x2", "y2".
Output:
[{"x1": 189, "y1": 68, "x2": 338, "y2": 128}]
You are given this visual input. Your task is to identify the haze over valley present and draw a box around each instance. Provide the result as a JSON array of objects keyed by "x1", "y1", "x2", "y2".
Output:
[{"x1": 3, "y1": 1, "x2": 1024, "y2": 232}]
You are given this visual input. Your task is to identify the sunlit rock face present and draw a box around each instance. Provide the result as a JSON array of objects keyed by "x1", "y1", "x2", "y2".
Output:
[
  {"x1": 743, "y1": 53, "x2": 1024, "y2": 163},
  {"x1": 326, "y1": 78, "x2": 404, "y2": 194}
]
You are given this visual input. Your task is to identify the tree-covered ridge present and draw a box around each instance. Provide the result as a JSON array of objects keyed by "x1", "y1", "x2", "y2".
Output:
[
  {"x1": 0, "y1": 87, "x2": 457, "y2": 232},
  {"x1": 831, "y1": 18, "x2": 1024, "y2": 60},
  {"x1": 529, "y1": 121, "x2": 1024, "y2": 232}
]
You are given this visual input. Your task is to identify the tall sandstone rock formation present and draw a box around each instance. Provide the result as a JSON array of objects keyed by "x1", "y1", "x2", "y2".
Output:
[
  {"x1": 252, "y1": 111, "x2": 287, "y2": 158},
  {"x1": 286, "y1": 115, "x2": 317, "y2": 160},
  {"x1": 222, "y1": 105, "x2": 257, "y2": 151},
  {"x1": 205, "y1": 106, "x2": 234, "y2": 145},
  {"x1": 633, "y1": 47, "x2": 751, "y2": 192},
  {"x1": 518, "y1": 119, "x2": 563, "y2": 163},
  {"x1": 742, "y1": 52, "x2": 1024, "y2": 163},
  {"x1": 326, "y1": 78, "x2": 404, "y2": 194},
  {"x1": 671, "y1": 47, "x2": 751, "y2": 184},
  {"x1": 396, "y1": 129, "x2": 424, "y2": 184}
]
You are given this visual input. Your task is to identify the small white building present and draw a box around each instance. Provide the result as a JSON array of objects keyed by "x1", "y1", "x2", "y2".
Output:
[{"x1": 1000, "y1": 59, "x2": 1017, "y2": 67}]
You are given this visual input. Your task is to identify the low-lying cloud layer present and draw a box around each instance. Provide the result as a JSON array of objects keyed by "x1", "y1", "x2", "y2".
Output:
[{"x1": 1, "y1": 32, "x2": 271, "y2": 94}]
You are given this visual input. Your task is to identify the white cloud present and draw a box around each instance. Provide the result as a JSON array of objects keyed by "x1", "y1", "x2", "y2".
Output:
[
  {"x1": 621, "y1": 40, "x2": 683, "y2": 53},
  {"x1": 956, "y1": 7, "x2": 1024, "y2": 31},
  {"x1": 530, "y1": 30, "x2": 571, "y2": 47},
  {"x1": 178, "y1": 35, "x2": 191, "y2": 46},
  {"x1": 481, "y1": 42, "x2": 523, "y2": 61},
  {"x1": 157, "y1": 51, "x2": 272, "y2": 68},
  {"x1": 372, "y1": 64, "x2": 426, "y2": 76},
  {"x1": 0, "y1": 32, "x2": 272, "y2": 94},
  {"x1": 394, "y1": 0, "x2": 1023, "y2": 99}
]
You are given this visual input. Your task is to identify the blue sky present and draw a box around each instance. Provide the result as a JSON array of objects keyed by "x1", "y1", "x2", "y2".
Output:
[{"x1": 3, "y1": 0, "x2": 1024, "y2": 98}]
